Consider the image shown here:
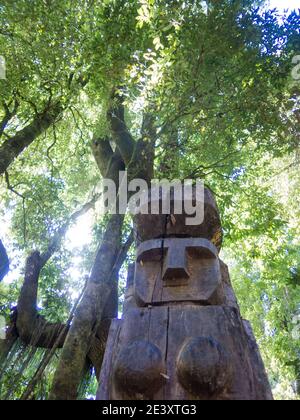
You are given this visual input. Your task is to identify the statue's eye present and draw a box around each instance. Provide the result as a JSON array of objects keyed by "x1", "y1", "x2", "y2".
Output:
[
  {"x1": 137, "y1": 247, "x2": 165, "y2": 264},
  {"x1": 186, "y1": 246, "x2": 217, "y2": 260}
]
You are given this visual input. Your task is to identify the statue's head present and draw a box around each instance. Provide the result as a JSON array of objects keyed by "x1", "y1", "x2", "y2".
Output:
[
  {"x1": 135, "y1": 237, "x2": 224, "y2": 305},
  {"x1": 133, "y1": 187, "x2": 224, "y2": 306},
  {"x1": 134, "y1": 186, "x2": 222, "y2": 249}
]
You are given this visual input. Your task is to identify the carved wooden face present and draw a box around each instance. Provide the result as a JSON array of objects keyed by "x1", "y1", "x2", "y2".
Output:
[{"x1": 134, "y1": 238, "x2": 223, "y2": 306}]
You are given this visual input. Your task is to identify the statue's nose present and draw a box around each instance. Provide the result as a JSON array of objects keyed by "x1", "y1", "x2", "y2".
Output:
[{"x1": 162, "y1": 244, "x2": 190, "y2": 282}]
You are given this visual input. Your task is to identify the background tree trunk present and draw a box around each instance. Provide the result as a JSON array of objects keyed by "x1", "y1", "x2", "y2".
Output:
[
  {"x1": 49, "y1": 96, "x2": 156, "y2": 400},
  {"x1": 49, "y1": 213, "x2": 124, "y2": 400}
]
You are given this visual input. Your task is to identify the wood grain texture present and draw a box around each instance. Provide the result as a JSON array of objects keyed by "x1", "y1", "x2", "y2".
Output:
[{"x1": 97, "y1": 306, "x2": 273, "y2": 400}]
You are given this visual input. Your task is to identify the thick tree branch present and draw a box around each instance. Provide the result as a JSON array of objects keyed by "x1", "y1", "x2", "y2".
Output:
[
  {"x1": 15, "y1": 193, "x2": 101, "y2": 349},
  {"x1": 108, "y1": 91, "x2": 135, "y2": 165},
  {"x1": 91, "y1": 136, "x2": 125, "y2": 189},
  {"x1": 16, "y1": 251, "x2": 67, "y2": 349},
  {"x1": 0, "y1": 102, "x2": 63, "y2": 175},
  {"x1": 91, "y1": 137, "x2": 114, "y2": 177}
]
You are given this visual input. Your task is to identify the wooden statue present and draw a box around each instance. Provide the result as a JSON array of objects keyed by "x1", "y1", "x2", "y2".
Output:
[{"x1": 97, "y1": 188, "x2": 273, "y2": 400}]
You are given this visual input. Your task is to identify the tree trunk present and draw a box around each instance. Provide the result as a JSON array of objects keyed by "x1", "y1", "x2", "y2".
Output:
[
  {"x1": 49, "y1": 94, "x2": 156, "y2": 400},
  {"x1": 49, "y1": 213, "x2": 124, "y2": 400},
  {"x1": 16, "y1": 251, "x2": 67, "y2": 348}
]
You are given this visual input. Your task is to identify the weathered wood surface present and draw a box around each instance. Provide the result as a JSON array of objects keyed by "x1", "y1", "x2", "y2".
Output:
[
  {"x1": 97, "y1": 319, "x2": 122, "y2": 401},
  {"x1": 243, "y1": 320, "x2": 274, "y2": 400},
  {"x1": 135, "y1": 238, "x2": 224, "y2": 306},
  {"x1": 134, "y1": 188, "x2": 222, "y2": 250},
  {"x1": 97, "y1": 187, "x2": 273, "y2": 400},
  {"x1": 97, "y1": 306, "x2": 273, "y2": 400}
]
